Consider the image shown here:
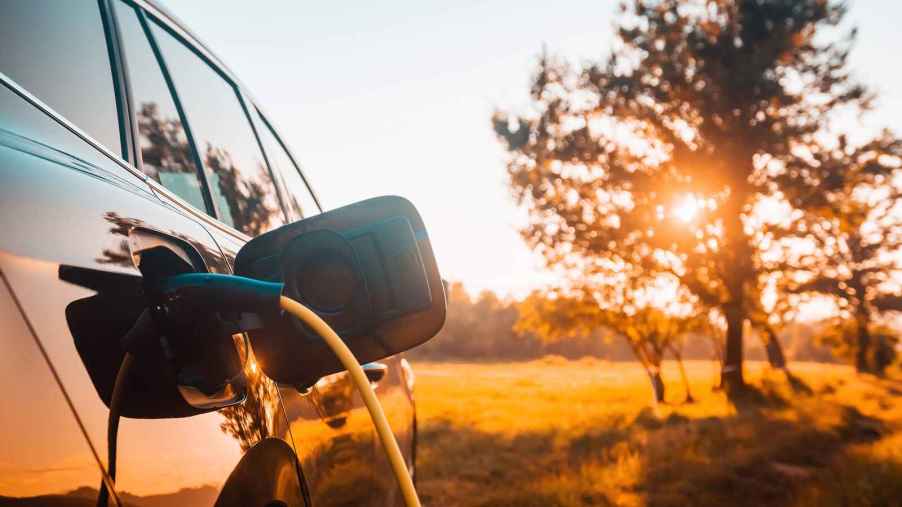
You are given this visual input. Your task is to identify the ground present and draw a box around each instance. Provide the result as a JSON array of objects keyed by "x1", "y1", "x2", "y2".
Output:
[{"x1": 411, "y1": 359, "x2": 902, "y2": 507}]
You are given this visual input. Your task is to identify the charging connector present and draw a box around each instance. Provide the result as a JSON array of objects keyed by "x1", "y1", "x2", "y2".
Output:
[{"x1": 105, "y1": 272, "x2": 422, "y2": 507}]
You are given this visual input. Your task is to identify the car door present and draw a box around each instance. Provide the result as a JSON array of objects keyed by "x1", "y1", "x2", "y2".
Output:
[{"x1": 0, "y1": 1, "x2": 300, "y2": 506}]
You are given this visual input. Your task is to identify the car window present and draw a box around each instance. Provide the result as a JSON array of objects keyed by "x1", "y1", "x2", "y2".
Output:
[
  {"x1": 114, "y1": 3, "x2": 207, "y2": 212},
  {"x1": 254, "y1": 109, "x2": 321, "y2": 220},
  {"x1": 0, "y1": 0, "x2": 122, "y2": 156},
  {"x1": 148, "y1": 20, "x2": 286, "y2": 236}
]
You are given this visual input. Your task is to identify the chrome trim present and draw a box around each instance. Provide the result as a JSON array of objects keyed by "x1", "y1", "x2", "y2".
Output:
[{"x1": 0, "y1": 71, "x2": 147, "y2": 183}]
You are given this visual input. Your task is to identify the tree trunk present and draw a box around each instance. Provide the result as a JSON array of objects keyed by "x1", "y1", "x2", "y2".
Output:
[
  {"x1": 722, "y1": 303, "x2": 745, "y2": 394},
  {"x1": 873, "y1": 335, "x2": 894, "y2": 376},
  {"x1": 763, "y1": 326, "x2": 787, "y2": 370},
  {"x1": 855, "y1": 318, "x2": 872, "y2": 373},
  {"x1": 709, "y1": 332, "x2": 725, "y2": 390},
  {"x1": 647, "y1": 366, "x2": 666, "y2": 404},
  {"x1": 674, "y1": 354, "x2": 694, "y2": 403},
  {"x1": 720, "y1": 198, "x2": 750, "y2": 395}
]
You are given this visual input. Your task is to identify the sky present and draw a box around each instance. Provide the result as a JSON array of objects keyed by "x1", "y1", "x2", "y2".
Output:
[{"x1": 161, "y1": 0, "x2": 902, "y2": 298}]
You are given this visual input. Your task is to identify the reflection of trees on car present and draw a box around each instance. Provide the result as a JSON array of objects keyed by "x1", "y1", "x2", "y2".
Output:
[
  {"x1": 135, "y1": 103, "x2": 280, "y2": 236},
  {"x1": 203, "y1": 146, "x2": 279, "y2": 237},
  {"x1": 136, "y1": 103, "x2": 196, "y2": 182},
  {"x1": 219, "y1": 339, "x2": 281, "y2": 452},
  {"x1": 96, "y1": 211, "x2": 141, "y2": 267},
  {"x1": 94, "y1": 211, "x2": 227, "y2": 271}
]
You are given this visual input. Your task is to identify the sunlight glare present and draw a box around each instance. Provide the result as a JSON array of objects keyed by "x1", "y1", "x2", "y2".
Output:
[{"x1": 672, "y1": 195, "x2": 700, "y2": 223}]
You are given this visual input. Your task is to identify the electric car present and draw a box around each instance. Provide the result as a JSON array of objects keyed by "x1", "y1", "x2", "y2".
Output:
[{"x1": 0, "y1": 1, "x2": 424, "y2": 505}]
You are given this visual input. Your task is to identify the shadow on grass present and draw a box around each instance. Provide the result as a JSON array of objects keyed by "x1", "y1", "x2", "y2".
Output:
[
  {"x1": 726, "y1": 381, "x2": 790, "y2": 416},
  {"x1": 641, "y1": 412, "x2": 844, "y2": 507},
  {"x1": 784, "y1": 370, "x2": 814, "y2": 395},
  {"x1": 417, "y1": 418, "x2": 621, "y2": 507},
  {"x1": 417, "y1": 398, "x2": 896, "y2": 507}
]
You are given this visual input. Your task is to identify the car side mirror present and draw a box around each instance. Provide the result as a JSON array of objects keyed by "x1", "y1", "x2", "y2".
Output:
[{"x1": 234, "y1": 195, "x2": 445, "y2": 387}]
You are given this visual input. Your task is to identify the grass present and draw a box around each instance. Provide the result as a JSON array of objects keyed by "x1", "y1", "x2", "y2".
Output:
[{"x1": 412, "y1": 359, "x2": 902, "y2": 507}]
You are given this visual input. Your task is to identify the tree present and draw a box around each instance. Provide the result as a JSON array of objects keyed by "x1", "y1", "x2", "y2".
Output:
[
  {"x1": 412, "y1": 282, "x2": 543, "y2": 360},
  {"x1": 494, "y1": 0, "x2": 872, "y2": 394},
  {"x1": 518, "y1": 268, "x2": 704, "y2": 404},
  {"x1": 665, "y1": 310, "x2": 718, "y2": 403},
  {"x1": 747, "y1": 281, "x2": 788, "y2": 371},
  {"x1": 771, "y1": 132, "x2": 902, "y2": 374}
]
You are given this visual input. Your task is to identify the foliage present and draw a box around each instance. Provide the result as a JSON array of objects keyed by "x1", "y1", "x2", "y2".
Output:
[
  {"x1": 516, "y1": 278, "x2": 710, "y2": 402},
  {"x1": 413, "y1": 281, "x2": 845, "y2": 365},
  {"x1": 410, "y1": 282, "x2": 630, "y2": 361},
  {"x1": 769, "y1": 132, "x2": 902, "y2": 373},
  {"x1": 493, "y1": 0, "x2": 876, "y2": 392}
]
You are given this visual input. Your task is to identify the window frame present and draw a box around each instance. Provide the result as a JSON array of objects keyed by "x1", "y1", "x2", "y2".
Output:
[
  {"x1": 98, "y1": 0, "x2": 136, "y2": 163},
  {"x1": 0, "y1": 0, "x2": 323, "y2": 240},
  {"x1": 110, "y1": 0, "x2": 218, "y2": 217},
  {"x1": 0, "y1": 0, "x2": 132, "y2": 165},
  {"x1": 114, "y1": 0, "x2": 302, "y2": 237},
  {"x1": 252, "y1": 106, "x2": 323, "y2": 217}
]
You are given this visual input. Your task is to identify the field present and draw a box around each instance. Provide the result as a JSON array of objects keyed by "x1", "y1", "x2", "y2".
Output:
[{"x1": 412, "y1": 359, "x2": 902, "y2": 507}]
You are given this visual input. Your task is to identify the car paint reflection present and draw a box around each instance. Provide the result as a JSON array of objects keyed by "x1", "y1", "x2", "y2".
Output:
[{"x1": 0, "y1": 271, "x2": 106, "y2": 505}]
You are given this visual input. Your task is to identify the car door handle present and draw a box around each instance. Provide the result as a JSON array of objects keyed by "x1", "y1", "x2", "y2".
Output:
[{"x1": 363, "y1": 362, "x2": 388, "y2": 383}]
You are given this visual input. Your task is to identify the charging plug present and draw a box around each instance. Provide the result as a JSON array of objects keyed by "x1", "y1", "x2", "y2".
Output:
[{"x1": 153, "y1": 273, "x2": 284, "y2": 315}]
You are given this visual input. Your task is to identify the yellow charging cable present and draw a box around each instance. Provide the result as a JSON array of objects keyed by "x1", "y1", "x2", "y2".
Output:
[
  {"x1": 102, "y1": 296, "x2": 422, "y2": 507},
  {"x1": 96, "y1": 352, "x2": 133, "y2": 507},
  {"x1": 280, "y1": 296, "x2": 422, "y2": 507}
]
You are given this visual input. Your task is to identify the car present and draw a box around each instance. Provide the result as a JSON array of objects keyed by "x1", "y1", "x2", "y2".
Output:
[{"x1": 0, "y1": 1, "x2": 424, "y2": 505}]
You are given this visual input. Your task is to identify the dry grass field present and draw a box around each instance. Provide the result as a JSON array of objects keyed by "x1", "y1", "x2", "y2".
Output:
[{"x1": 412, "y1": 359, "x2": 902, "y2": 507}]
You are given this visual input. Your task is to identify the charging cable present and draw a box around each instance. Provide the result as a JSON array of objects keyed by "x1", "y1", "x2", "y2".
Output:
[
  {"x1": 280, "y1": 296, "x2": 422, "y2": 507},
  {"x1": 98, "y1": 352, "x2": 133, "y2": 506},
  {"x1": 100, "y1": 275, "x2": 422, "y2": 507},
  {"x1": 97, "y1": 308, "x2": 156, "y2": 507}
]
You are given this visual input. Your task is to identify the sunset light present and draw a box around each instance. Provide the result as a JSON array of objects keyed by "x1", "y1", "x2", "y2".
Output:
[
  {"x1": 1, "y1": 1, "x2": 900, "y2": 506},
  {"x1": 672, "y1": 195, "x2": 701, "y2": 223}
]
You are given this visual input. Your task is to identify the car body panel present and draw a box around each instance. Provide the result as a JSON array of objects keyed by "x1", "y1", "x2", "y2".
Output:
[
  {"x1": 0, "y1": 272, "x2": 108, "y2": 506},
  {"x1": 0, "y1": 1, "x2": 418, "y2": 505},
  {"x1": 0, "y1": 80, "x2": 296, "y2": 505}
]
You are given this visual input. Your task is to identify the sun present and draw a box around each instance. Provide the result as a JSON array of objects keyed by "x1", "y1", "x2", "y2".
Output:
[{"x1": 672, "y1": 195, "x2": 700, "y2": 223}]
